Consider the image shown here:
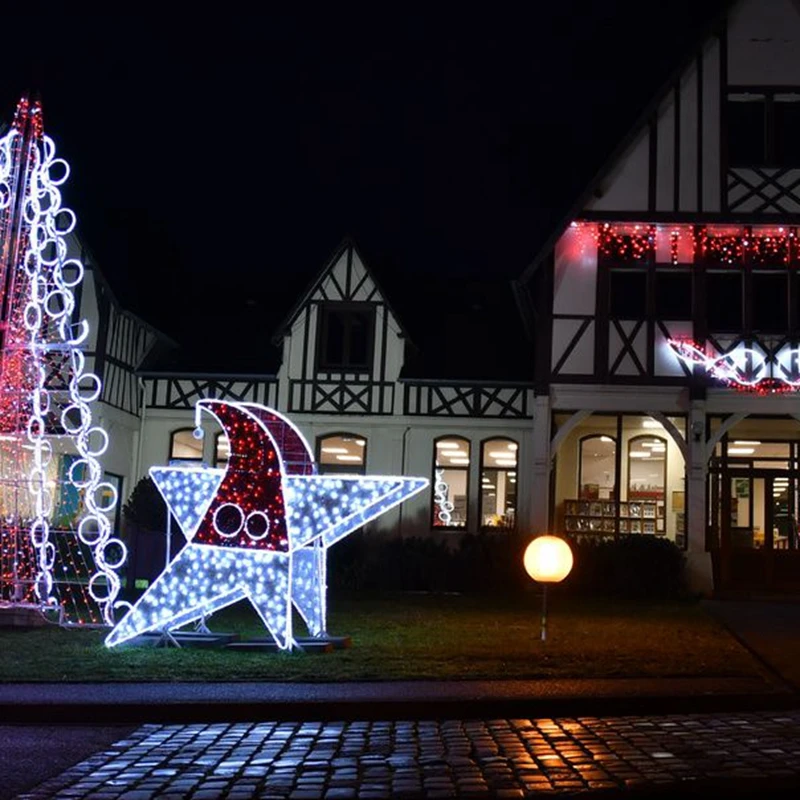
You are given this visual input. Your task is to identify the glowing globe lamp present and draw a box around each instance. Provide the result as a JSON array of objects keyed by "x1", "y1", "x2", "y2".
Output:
[
  {"x1": 523, "y1": 535, "x2": 573, "y2": 642},
  {"x1": 524, "y1": 535, "x2": 573, "y2": 583}
]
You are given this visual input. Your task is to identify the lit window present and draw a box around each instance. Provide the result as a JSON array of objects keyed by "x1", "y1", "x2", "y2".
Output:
[
  {"x1": 433, "y1": 436, "x2": 469, "y2": 528},
  {"x1": 317, "y1": 433, "x2": 366, "y2": 474},
  {"x1": 579, "y1": 435, "x2": 617, "y2": 500},
  {"x1": 480, "y1": 438, "x2": 518, "y2": 529},
  {"x1": 628, "y1": 435, "x2": 666, "y2": 501},
  {"x1": 169, "y1": 428, "x2": 203, "y2": 463}
]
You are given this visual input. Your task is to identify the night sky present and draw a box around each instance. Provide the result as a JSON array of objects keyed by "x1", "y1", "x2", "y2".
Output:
[{"x1": 2, "y1": 3, "x2": 724, "y2": 362}]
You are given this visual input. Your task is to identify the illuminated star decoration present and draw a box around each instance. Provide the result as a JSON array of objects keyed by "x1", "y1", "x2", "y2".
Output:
[
  {"x1": 668, "y1": 339, "x2": 800, "y2": 394},
  {"x1": 106, "y1": 400, "x2": 428, "y2": 649}
]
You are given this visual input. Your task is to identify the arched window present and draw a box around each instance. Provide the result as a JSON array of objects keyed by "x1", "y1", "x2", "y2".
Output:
[
  {"x1": 214, "y1": 432, "x2": 229, "y2": 468},
  {"x1": 578, "y1": 435, "x2": 617, "y2": 499},
  {"x1": 628, "y1": 434, "x2": 667, "y2": 500},
  {"x1": 317, "y1": 433, "x2": 367, "y2": 474},
  {"x1": 169, "y1": 428, "x2": 203, "y2": 463},
  {"x1": 433, "y1": 436, "x2": 470, "y2": 528},
  {"x1": 480, "y1": 437, "x2": 518, "y2": 529}
]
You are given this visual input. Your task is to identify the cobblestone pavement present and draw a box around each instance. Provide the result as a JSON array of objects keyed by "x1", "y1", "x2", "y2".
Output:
[{"x1": 16, "y1": 710, "x2": 800, "y2": 798}]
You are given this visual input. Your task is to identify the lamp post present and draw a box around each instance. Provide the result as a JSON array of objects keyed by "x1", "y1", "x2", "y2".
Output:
[{"x1": 523, "y1": 535, "x2": 573, "y2": 642}]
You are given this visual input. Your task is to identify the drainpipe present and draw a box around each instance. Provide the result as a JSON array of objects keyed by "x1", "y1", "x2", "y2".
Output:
[
  {"x1": 135, "y1": 377, "x2": 147, "y2": 484},
  {"x1": 397, "y1": 425, "x2": 412, "y2": 535}
]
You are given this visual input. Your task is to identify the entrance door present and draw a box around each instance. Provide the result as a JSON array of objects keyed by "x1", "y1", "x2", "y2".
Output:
[{"x1": 718, "y1": 471, "x2": 800, "y2": 591}]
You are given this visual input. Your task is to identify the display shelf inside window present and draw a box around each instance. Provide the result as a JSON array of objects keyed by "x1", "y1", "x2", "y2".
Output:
[
  {"x1": 564, "y1": 499, "x2": 663, "y2": 536},
  {"x1": 597, "y1": 223, "x2": 656, "y2": 267}
]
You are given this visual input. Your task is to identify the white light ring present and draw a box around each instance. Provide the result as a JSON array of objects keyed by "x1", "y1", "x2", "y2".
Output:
[
  {"x1": 44, "y1": 288, "x2": 73, "y2": 320},
  {"x1": 51, "y1": 207, "x2": 76, "y2": 236},
  {"x1": 87, "y1": 571, "x2": 115, "y2": 603},
  {"x1": 68, "y1": 457, "x2": 98, "y2": 488},
  {"x1": 42, "y1": 136, "x2": 57, "y2": 163},
  {"x1": 29, "y1": 274, "x2": 49, "y2": 304},
  {"x1": 38, "y1": 187, "x2": 59, "y2": 217},
  {"x1": 37, "y1": 235, "x2": 64, "y2": 266},
  {"x1": 61, "y1": 403, "x2": 90, "y2": 435},
  {"x1": 79, "y1": 426, "x2": 109, "y2": 458},
  {"x1": 26, "y1": 414, "x2": 46, "y2": 443},
  {"x1": 56, "y1": 258, "x2": 84, "y2": 288},
  {"x1": 35, "y1": 571, "x2": 53, "y2": 603},
  {"x1": 33, "y1": 387, "x2": 51, "y2": 417},
  {"x1": 34, "y1": 439, "x2": 54, "y2": 469},
  {"x1": 88, "y1": 481, "x2": 118, "y2": 515},
  {"x1": 70, "y1": 373, "x2": 102, "y2": 403},
  {"x1": 23, "y1": 196, "x2": 42, "y2": 225},
  {"x1": 213, "y1": 503, "x2": 245, "y2": 538},
  {"x1": 29, "y1": 519, "x2": 50, "y2": 548},
  {"x1": 0, "y1": 183, "x2": 10, "y2": 210},
  {"x1": 41, "y1": 541, "x2": 56, "y2": 571},
  {"x1": 245, "y1": 510, "x2": 271, "y2": 541},
  {"x1": 23, "y1": 302, "x2": 42, "y2": 332},
  {"x1": 97, "y1": 538, "x2": 127, "y2": 571},
  {"x1": 59, "y1": 318, "x2": 89, "y2": 346},
  {"x1": 37, "y1": 489, "x2": 53, "y2": 519},
  {"x1": 70, "y1": 348, "x2": 86, "y2": 376},
  {"x1": 23, "y1": 249, "x2": 39, "y2": 277},
  {"x1": 46, "y1": 156, "x2": 70, "y2": 186},
  {"x1": 78, "y1": 514, "x2": 109, "y2": 546}
]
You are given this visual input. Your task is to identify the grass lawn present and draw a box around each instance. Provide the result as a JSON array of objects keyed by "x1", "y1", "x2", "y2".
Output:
[{"x1": 0, "y1": 591, "x2": 763, "y2": 682}]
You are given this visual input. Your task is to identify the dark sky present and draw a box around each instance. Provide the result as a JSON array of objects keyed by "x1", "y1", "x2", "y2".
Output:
[{"x1": 2, "y1": 3, "x2": 725, "y2": 357}]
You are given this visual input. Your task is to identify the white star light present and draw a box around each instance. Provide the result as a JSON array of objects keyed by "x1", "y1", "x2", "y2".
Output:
[{"x1": 106, "y1": 401, "x2": 428, "y2": 649}]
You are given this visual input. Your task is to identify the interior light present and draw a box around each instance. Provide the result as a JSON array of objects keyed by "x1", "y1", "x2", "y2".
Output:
[
  {"x1": 600, "y1": 436, "x2": 614, "y2": 443},
  {"x1": 335, "y1": 454, "x2": 363, "y2": 462},
  {"x1": 733, "y1": 440, "x2": 761, "y2": 446},
  {"x1": 728, "y1": 447, "x2": 755, "y2": 455},
  {"x1": 322, "y1": 447, "x2": 349, "y2": 454},
  {"x1": 629, "y1": 451, "x2": 651, "y2": 458},
  {"x1": 642, "y1": 419, "x2": 661, "y2": 429},
  {"x1": 507, "y1": 443, "x2": 518, "y2": 451},
  {"x1": 494, "y1": 458, "x2": 517, "y2": 466},
  {"x1": 651, "y1": 446, "x2": 666, "y2": 453},
  {"x1": 436, "y1": 442, "x2": 460, "y2": 449},
  {"x1": 488, "y1": 450, "x2": 517, "y2": 459},
  {"x1": 355, "y1": 439, "x2": 366, "y2": 447},
  {"x1": 449, "y1": 458, "x2": 470, "y2": 465}
]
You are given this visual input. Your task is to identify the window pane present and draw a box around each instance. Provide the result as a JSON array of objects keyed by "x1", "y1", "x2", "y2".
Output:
[
  {"x1": 707, "y1": 273, "x2": 742, "y2": 331},
  {"x1": 609, "y1": 270, "x2": 646, "y2": 318},
  {"x1": 318, "y1": 305, "x2": 374, "y2": 370},
  {"x1": 171, "y1": 430, "x2": 202, "y2": 461},
  {"x1": 481, "y1": 438, "x2": 518, "y2": 529},
  {"x1": 579, "y1": 435, "x2": 616, "y2": 500},
  {"x1": 727, "y1": 99, "x2": 765, "y2": 166},
  {"x1": 628, "y1": 435, "x2": 666, "y2": 501},
  {"x1": 434, "y1": 437, "x2": 469, "y2": 528},
  {"x1": 774, "y1": 101, "x2": 800, "y2": 167},
  {"x1": 655, "y1": 272, "x2": 692, "y2": 319},
  {"x1": 318, "y1": 434, "x2": 366, "y2": 474},
  {"x1": 215, "y1": 435, "x2": 229, "y2": 467},
  {"x1": 753, "y1": 272, "x2": 787, "y2": 332}
]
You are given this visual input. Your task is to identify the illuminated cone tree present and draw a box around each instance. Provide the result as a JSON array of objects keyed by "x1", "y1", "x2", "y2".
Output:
[{"x1": 0, "y1": 96, "x2": 124, "y2": 625}]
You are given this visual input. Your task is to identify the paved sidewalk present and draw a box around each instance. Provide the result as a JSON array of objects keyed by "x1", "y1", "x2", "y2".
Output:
[{"x1": 15, "y1": 710, "x2": 800, "y2": 799}]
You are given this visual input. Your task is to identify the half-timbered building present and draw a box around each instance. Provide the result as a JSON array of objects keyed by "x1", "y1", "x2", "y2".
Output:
[{"x1": 521, "y1": 0, "x2": 800, "y2": 594}]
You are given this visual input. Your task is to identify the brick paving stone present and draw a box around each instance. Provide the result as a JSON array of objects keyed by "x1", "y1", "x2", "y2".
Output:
[{"x1": 13, "y1": 709, "x2": 800, "y2": 798}]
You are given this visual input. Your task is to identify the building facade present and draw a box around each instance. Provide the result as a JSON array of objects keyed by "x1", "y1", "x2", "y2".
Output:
[
  {"x1": 521, "y1": 0, "x2": 800, "y2": 593},
  {"x1": 72, "y1": 0, "x2": 800, "y2": 596}
]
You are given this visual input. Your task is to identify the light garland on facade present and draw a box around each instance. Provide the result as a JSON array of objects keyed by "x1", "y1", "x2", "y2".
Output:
[
  {"x1": 106, "y1": 400, "x2": 428, "y2": 649},
  {"x1": 668, "y1": 339, "x2": 800, "y2": 394},
  {"x1": 569, "y1": 221, "x2": 797, "y2": 266},
  {"x1": 0, "y1": 97, "x2": 123, "y2": 625},
  {"x1": 433, "y1": 468, "x2": 453, "y2": 526}
]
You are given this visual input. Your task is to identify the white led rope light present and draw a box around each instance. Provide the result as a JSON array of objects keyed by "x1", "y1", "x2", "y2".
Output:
[
  {"x1": 433, "y1": 468, "x2": 454, "y2": 525},
  {"x1": 20, "y1": 131, "x2": 125, "y2": 624}
]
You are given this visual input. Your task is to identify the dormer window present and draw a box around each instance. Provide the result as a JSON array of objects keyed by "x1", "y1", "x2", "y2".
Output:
[
  {"x1": 316, "y1": 302, "x2": 375, "y2": 372},
  {"x1": 727, "y1": 90, "x2": 800, "y2": 168}
]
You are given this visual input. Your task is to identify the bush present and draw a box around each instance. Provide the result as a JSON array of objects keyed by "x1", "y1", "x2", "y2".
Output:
[
  {"x1": 122, "y1": 476, "x2": 167, "y2": 530},
  {"x1": 328, "y1": 532, "x2": 686, "y2": 600}
]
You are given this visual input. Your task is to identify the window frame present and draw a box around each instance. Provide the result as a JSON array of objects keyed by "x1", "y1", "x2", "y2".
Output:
[
  {"x1": 478, "y1": 436, "x2": 519, "y2": 530},
  {"x1": 169, "y1": 427, "x2": 204, "y2": 463},
  {"x1": 432, "y1": 435, "x2": 471, "y2": 530},
  {"x1": 316, "y1": 431, "x2": 368, "y2": 475},
  {"x1": 315, "y1": 301, "x2": 376, "y2": 373},
  {"x1": 578, "y1": 434, "x2": 618, "y2": 501}
]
